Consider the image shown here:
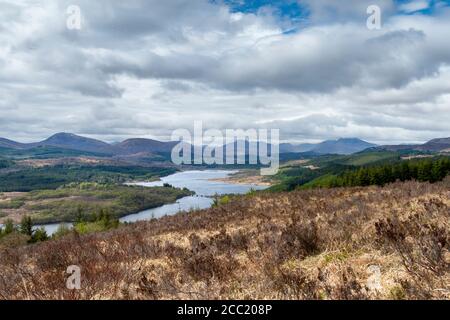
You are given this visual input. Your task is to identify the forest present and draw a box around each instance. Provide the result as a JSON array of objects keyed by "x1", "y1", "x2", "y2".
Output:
[
  {"x1": 302, "y1": 157, "x2": 450, "y2": 189},
  {"x1": 0, "y1": 165, "x2": 177, "y2": 192}
]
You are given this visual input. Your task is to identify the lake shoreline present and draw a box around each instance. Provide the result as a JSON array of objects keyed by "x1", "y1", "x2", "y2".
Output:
[
  {"x1": 2, "y1": 170, "x2": 267, "y2": 235},
  {"x1": 208, "y1": 170, "x2": 273, "y2": 187},
  {"x1": 110, "y1": 170, "x2": 269, "y2": 224},
  {"x1": 0, "y1": 185, "x2": 193, "y2": 225}
]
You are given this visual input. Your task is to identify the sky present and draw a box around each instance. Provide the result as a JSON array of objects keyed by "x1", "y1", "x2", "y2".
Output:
[{"x1": 0, "y1": 0, "x2": 449, "y2": 144}]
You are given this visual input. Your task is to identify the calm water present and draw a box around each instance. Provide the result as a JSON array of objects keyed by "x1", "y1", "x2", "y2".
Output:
[
  {"x1": 120, "y1": 170, "x2": 267, "y2": 223},
  {"x1": 2, "y1": 170, "x2": 267, "y2": 235}
]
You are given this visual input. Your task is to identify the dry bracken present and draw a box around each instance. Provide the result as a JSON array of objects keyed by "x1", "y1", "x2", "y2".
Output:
[{"x1": 0, "y1": 178, "x2": 449, "y2": 300}]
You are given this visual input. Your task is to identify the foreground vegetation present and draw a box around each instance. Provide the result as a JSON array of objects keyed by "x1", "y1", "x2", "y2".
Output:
[
  {"x1": 0, "y1": 216, "x2": 49, "y2": 246},
  {"x1": 0, "y1": 212, "x2": 122, "y2": 249},
  {"x1": 0, "y1": 179, "x2": 447, "y2": 300},
  {"x1": 0, "y1": 183, "x2": 193, "y2": 224}
]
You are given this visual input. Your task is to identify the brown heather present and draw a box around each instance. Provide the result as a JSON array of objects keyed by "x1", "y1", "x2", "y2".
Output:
[{"x1": 0, "y1": 178, "x2": 449, "y2": 300}]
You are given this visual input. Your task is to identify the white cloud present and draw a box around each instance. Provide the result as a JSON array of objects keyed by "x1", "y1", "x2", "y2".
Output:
[{"x1": 0, "y1": 0, "x2": 449, "y2": 144}]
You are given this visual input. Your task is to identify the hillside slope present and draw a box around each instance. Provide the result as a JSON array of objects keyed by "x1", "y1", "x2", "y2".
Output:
[
  {"x1": 1, "y1": 179, "x2": 448, "y2": 300},
  {"x1": 280, "y1": 138, "x2": 377, "y2": 155},
  {"x1": 38, "y1": 133, "x2": 115, "y2": 154},
  {"x1": 0, "y1": 138, "x2": 27, "y2": 149},
  {"x1": 312, "y1": 138, "x2": 377, "y2": 155},
  {"x1": 378, "y1": 137, "x2": 450, "y2": 153},
  {"x1": 115, "y1": 138, "x2": 177, "y2": 154}
]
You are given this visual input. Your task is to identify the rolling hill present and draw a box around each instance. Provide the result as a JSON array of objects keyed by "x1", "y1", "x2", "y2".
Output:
[
  {"x1": 0, "y1": 133, "x2": 178, "y2": 156},
  {"x1": 376, "y1": 137, "x2": 450, "y2": 153},
  {"x1": 279, "y1": 142, "x2": 316, "y2": 153},
  {"x1": 37, "y1": 133, "x2": 115, "y2": 154},
  {"x1": 280, "y1": 138, "x2": 377, "y2": 155},
  {"x1": 0, "y1": 138, "x2": 27, "y2": 149},
  {"x1": 115, "y1": 138, "x2": 178, "y2": 154}
]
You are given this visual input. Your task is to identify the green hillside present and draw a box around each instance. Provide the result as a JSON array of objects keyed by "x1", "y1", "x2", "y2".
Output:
[{"x1": 270, "y1": 149, "x2": 449, "y2": 191}]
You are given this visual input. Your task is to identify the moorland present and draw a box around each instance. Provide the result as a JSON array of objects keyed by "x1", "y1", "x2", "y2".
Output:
[
  {"x1": 0, "y1": 179, "x2": 448, "y2": 299},
  {"x1": 0, "y1": 133, "x2": 448, "y2": 300}
]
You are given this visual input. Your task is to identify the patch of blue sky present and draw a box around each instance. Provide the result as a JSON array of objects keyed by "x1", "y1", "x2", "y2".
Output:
[
  {"x1": 210, "y1": 0, "x2": 450, "y2": 34},
  {"x1": 217, "y1": 0, "x2": 303, "y2": 17},
  {"x1": 395, "y1": 0, "x2": 450, "y2": 15},
  {"x1": 213, "y1": 0, "x2": 450, "y2": 18},
  {"x1": 209, "y1": 0, "x2": 308, "y2": 34},
  {"x1": 210, "y1": 0, "x2": 307, "y2": 23}
]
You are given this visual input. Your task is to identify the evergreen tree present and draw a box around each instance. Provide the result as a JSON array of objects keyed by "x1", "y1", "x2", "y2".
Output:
[
  {"x1": 75, "y1": 205, "x2": 85, "y2": 223},
  {"x1": 0, "y1": 219, "x2": 15, "y2": 236},
  {"x1": 19, "y1": 216, "x2": 33, "y2": 237},
  {"x1": 320, "y1": 157, "x2": 449, "y2": 189},
  {"x1": 31, "y1": 227, "x2": 49, "y2": 243}
]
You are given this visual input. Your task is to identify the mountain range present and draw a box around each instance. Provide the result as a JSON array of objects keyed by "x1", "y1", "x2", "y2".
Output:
[
  {"x1": 0, "y1": 133, "x2": 449, "y2": 157},
  {"x1": 0, "y1": 133, "x2": 177, "y2": 156}
]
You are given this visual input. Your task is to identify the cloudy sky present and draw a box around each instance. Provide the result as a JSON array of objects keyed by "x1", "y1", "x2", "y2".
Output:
[{"x1": 1, "y1": 0, "x2": 449, "y2": 144}]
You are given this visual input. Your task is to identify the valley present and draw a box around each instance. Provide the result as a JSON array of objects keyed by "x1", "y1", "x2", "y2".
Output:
[
  {"x1": 1, "y1": 133, "x2": 449, "y2": 227},
  {"x1": 0, "y1": 132, "x2": 448, "y2": 301},
  {"x1": 2, "y1": 0, "x2": 450, "y2": 304}
]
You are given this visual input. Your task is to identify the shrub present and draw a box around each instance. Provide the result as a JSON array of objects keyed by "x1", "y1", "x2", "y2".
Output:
[
  {"x1": 32, "y1": 228, "x2": 49, "y2": 243},
  {"x1": 0, "y1": 232, "x2": 30, "y2": 248},
  {"x1": 278, "y1": 221, "x2": 321, "y2": 261},
  {"x1": 52, "y1": 224, "x2": 73, "y2": 239},
  {"x1": 0, "y1": 219, "x2": 16, "y2": 237},
  {"x1": 0, "y1": 179, "x2": 447, "y2": 300},
  {"x1": 212, "y1": 194, "x2": 231, "y2": 208},
  {"x1": 375, "y1": 208, "x2": 449, "y2": 299}
]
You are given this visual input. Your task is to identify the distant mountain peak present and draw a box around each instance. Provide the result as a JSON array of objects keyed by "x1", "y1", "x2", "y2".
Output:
[
  {"x1": 336, "y1": 137, "x2": 367, "y2": 142},
  {"x1": 40, "y1": 132, "x2": 113, "y2": 153},
  {"x1": 312, "y1": 138, "x2": 377, "y2": 155},
  {"x1": 51, "y1": 132, "x2": 75, "y2": 137},
  {"x1": 45, "y1": 132, "x2": 96, "y2": 141}
]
